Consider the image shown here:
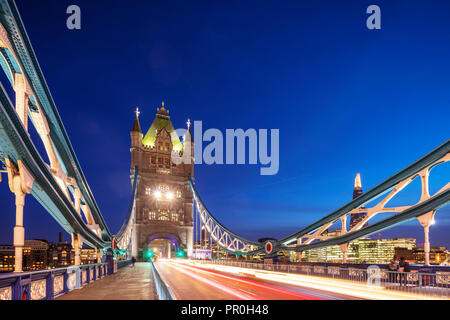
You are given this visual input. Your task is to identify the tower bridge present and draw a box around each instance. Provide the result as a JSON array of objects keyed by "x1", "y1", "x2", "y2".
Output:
[{"x1": 0, "y1": 0, "x2": 448, "y2": 300}]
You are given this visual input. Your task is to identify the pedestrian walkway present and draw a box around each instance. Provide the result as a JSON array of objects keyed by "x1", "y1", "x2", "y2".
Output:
[{"x1": 57, "y1": 263, "x2": 156, "y2": 300}]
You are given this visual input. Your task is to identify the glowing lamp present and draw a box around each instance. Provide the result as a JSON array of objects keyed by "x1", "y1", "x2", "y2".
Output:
[
  {"x1": 154, "y1": 190, "x2": 162, "y2": 199},
  {"x1": 166, "y1": 192, "x2": 174, "y2": 200},
  {"x1": 176, "y1": 250, "x2": 185, "y2": 258}
]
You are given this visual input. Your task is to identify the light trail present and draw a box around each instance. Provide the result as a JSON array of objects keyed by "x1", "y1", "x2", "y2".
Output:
[
  {"x1": 176, "y1": 260, "x2": 448, "y2": 300},
  {"x1": 170, "y1": 261, "x2": 321, "y2": 300},
  {"x1": 164, "y1": 261, "x2": 266, "y2": 300}
]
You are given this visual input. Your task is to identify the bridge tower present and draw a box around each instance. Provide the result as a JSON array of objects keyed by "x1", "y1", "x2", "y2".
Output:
[{"x1": 130, "y1": 103, "x2": 194, "y2": 261}]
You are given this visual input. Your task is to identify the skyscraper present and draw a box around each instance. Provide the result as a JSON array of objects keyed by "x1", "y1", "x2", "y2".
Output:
[{"x1": 349, "y1": 173, "x2": 368, "y2": 230}]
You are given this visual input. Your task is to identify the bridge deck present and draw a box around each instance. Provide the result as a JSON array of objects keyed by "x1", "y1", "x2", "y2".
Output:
[{"x1": 57, "y1": 263, "x2": 155, "y2": 300}]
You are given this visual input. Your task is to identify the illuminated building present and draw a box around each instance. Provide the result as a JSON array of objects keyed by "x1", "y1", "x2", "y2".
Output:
[
  {"x1": 0, "y1": 245, "x2": 14, "y2": 272},
  {"x1": 302, "y1": 237, "x2": 416, "y2": 264},
  {"x1": 413, "y1": 247, "x2": 448, "y2": 265},
  {"x1": 352, "y1": 238, "x2": 413, "y2": 264},
  {"x1": 79, "y1": 248, "x2": 97, "y2": 265},
  {"x1": 130, "y1": 103, "x2": 194, "y2": 260},
  {"x1": 23, "y1": 240, "x2": 49, "y2": 270},
  {"x1": 48, "y1": 232, "x2": 73, "y2": 267}
]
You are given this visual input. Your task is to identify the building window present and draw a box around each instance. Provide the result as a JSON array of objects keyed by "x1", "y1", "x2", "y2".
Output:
[
  {"x1": 176, "y1": 190, "x2": 181, "y2": 198},
  {"x1": 159, "y1": 185, "x2": 169, "y2": 192},
  {"x1": 171, "y1": 212, "x2": 178, "y2": 221},
  {"x1": 151, "y1": 156, "x2": 156, "y2": 164},
  {"x1": 148, "y1": 211, "x2": 156, "y2": 220},
  {"x1": 145, "y1": 187, "x2": 152, "y2": 195}
]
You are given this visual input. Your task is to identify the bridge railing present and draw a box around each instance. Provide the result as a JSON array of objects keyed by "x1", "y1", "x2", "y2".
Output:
[
  {"x1": 200, "y1": 260, "x2": 450, "y2": 298},
  {"x1": 0, "y1": 259, "x2": 131, "y2": 300},
  {"x1": 117, "y1": 259, "x2": 133, "y2": 269},
  {"x1": 150, "y1": 260, "x2": 175, "y2": 300}
]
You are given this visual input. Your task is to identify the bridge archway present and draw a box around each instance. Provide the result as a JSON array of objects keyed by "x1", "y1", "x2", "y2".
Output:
[{"x1": 139, "y1": 231, "x2": 185, "y2": 260}]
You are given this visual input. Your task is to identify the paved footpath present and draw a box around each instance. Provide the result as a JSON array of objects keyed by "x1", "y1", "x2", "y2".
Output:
[{"x1": 57, "y1": 263, "x2": 155, "y2": 300}]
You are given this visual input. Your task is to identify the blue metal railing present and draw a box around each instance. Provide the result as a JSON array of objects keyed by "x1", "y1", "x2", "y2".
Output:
[
  {"x1": 206, "y1": 259, "x2": 450, "y2": 298},
  {"x1": 117, "y1": 259, "x2": 133, "y2": 270},
  {"x1": 0, "y1": 259, "x2": 131, "y2": 300}
]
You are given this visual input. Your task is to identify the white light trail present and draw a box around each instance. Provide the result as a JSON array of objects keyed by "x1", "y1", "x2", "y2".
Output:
[{"x1": 176, "y1": 260, "x2": 447, "y2": 300}]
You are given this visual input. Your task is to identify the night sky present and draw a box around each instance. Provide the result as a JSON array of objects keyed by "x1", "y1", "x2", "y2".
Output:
[{"x1": 0, "y1": 0, "x2": 449, "y2": 248}]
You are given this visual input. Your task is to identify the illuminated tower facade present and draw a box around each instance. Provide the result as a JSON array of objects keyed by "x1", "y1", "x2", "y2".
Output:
[
  {"x1": 130, "y1": 102, "x2": 194, "y2": 260},
  {"x1": 349, "y1": 173, "x2": 368, "y2": 230}
]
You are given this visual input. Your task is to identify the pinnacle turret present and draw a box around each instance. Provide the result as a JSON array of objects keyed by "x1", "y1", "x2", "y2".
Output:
[
  {"x1": 131, "y1": 107, "x2": 142, "y2": 133},
  {"x1": 353, "y1": 173, "x2": 363, "y2": 199}
]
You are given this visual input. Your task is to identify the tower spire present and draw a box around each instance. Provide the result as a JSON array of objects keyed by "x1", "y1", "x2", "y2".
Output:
[
  {"x1": 350, "y1": 173, "x2": 367, "y2": 229},
  {"x1": 354, "y1": 173, "x2": 362, "y2": 190},
  {"x1": 131, "y1": 107, "x2": 142, "y2": 133},
  {"x1": 353, "y1": 173, "x2": 363, "y2": 199}
]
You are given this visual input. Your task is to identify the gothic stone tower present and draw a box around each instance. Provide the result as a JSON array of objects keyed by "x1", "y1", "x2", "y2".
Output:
[{"x1": 130, "y1": 103, "x2": 194, "y2": 260}]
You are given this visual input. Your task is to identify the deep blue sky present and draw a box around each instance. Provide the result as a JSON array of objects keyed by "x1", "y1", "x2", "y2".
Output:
[{"x1": 0, "y1": 0, "x2": 449, "y2": 248}]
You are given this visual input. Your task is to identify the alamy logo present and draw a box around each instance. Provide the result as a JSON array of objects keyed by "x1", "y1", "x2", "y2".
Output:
[
  {"x1": 66, "y1": 266, "x2": 81, "y2": 290},
  {"x1": 366, "y1": 5, "x2": 381, "y2": 30},
  {"x1": 172, "y1": 121, "x2": 279, "y2": 176},
  {"x1": 366, "y1": 265, "x2": 382, "y2": 288}
]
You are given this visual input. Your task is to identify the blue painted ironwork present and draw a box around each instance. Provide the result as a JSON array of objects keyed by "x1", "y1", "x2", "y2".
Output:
[
  {"x1": 279, "y1": 140, "x2": 450, "y2": 246},
  {"x1": 0, "y1": 82, "x2": 107, "y2": 248},
  {"x1": 189, "y1": 176, "x2": 264, "y2": 254},
  {"x1": 0, "y1": 0, "x2": 113, "y2": 240},
  {"x1": 114, "y1": 167, "x2": 138, "y2": 252},
  {"x1": 0, "y1": 260, "x2": 132, "y2": 300}
]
